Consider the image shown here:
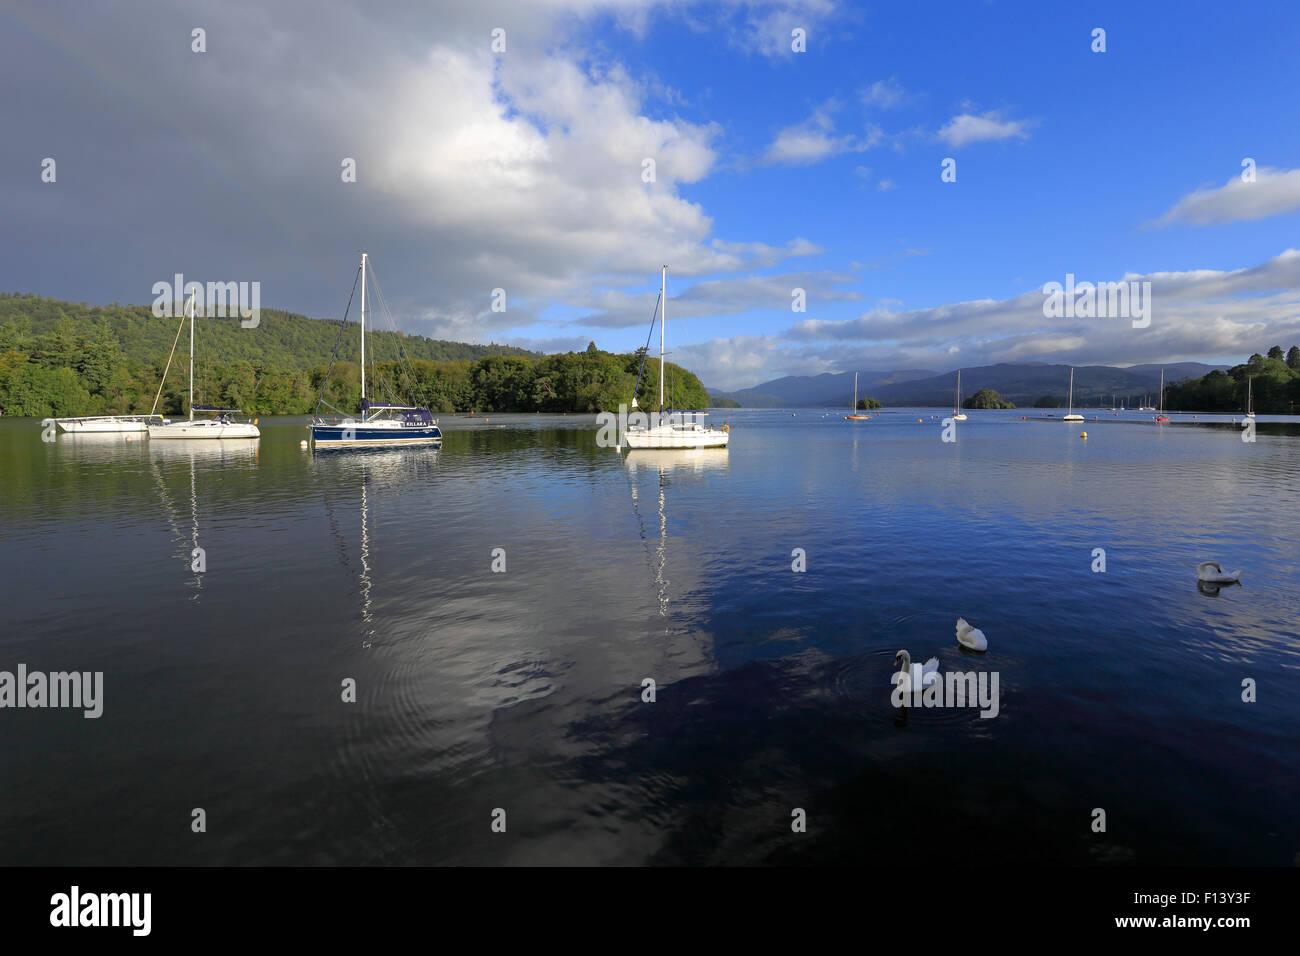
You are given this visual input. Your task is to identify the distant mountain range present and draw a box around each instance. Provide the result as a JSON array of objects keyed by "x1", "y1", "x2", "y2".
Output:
[{"x1": 709, "y1": 362, "x2": 1229, "y2": 408}]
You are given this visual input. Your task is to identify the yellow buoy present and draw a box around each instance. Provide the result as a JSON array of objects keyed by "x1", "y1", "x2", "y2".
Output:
[
  {"x1": 917, "y1": 418, "x2": 923, "y2": 423},
  {"x1": 1080, "y1": 431, "x2": 1088, "y2": 439}
]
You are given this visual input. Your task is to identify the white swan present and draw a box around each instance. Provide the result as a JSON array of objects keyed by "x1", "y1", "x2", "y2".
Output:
[
  {"x1": 955, "y1": 617, "x2": 988, "y2": 652},
  {"x1": 892, "y1": 649, "x2": 939, "y2": 693},
  {"x1": 1197, "y1": 562, "x2": 1241, "y2": 584}
]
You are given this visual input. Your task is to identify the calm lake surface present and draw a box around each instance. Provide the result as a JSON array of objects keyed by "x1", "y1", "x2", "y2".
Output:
[{"x1": 1, "y1": 409, "x2": 1297, "y2": 865}]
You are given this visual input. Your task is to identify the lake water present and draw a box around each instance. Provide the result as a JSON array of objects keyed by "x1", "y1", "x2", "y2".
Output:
[{"x1": 1, "y1": 409, "x2": 1297, "y2": 865}]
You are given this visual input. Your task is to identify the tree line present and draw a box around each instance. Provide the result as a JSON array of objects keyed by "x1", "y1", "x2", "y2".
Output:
[
  {"x1": 1164, "y1": 347, "x2": 1300, "y2": 414},
  {"x1": 0, "y1": 294, "x2": 711, "y2": 416}
]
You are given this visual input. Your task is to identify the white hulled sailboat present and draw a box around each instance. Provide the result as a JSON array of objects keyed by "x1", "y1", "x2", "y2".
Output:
[
  {"x1": 622, "y1": 266, "x2": 729, "y2": 450},
  {"x1": 1062, "y1": 368, "x2": 1084, "y2": 421},
  {"x1": 148, "y1": 291, "x2": 260, "y2": 439},
  {"x1": 952, "y1": 369, "x2": 968, "y2": 420}
]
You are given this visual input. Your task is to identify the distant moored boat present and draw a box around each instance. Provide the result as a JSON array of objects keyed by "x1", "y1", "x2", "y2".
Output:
[
  {"x1": 1062, "y1": 368, "x2": 1084, "y2": 422},
  {"x1": 845, "y1": 371, "x2": 870, "y2": 420}
]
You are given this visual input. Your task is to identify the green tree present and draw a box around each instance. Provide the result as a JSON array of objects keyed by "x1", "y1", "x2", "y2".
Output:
[
  {"x1": 76, "y1": 322, "x2": 120, "y2": 396},
  {"x1": 965, "y1": 388, "x2": 1015, "y2": 409},
  {"x1": 33, "y1": 318, "x2": 80, "y2": 369}
]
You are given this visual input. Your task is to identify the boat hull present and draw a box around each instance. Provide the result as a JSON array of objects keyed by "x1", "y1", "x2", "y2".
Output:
[
  {"x1": 148, "y1": 421, "x2": 261, "y2": 439},
  {"x1": 623, "y1": 428, "x2": 729, "y2": 449},
  {"x1": 56, "y1": 417, "x2": 159, "y2": 433},
  {"x1": 312, "y1": 423, "x2": 442, "y2": 447}
]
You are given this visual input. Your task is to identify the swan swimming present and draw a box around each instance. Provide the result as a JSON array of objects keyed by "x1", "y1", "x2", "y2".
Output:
[
  {"x1": 955, "y1": 617, "x2": 988, "y2": 652},
  {"x1": 1197, "y1": 562, "x2": 1241, "y2": 584},
  {"x1": 892, "y1": 649, "x2": 939, "y2": 693}
]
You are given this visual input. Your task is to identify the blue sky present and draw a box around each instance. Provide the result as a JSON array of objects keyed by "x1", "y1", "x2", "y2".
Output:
[{"x1": 2, "y1": 0, "x2": 1298, "y2": 389}]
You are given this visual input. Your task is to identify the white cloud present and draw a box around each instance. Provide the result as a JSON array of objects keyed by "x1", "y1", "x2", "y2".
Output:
[
  {"x1": 712, "y1": 0, "x2": 840, "y2": 60},
  {"x1": 1152, "y1": 167, "x2": 1300, "y2": 226},
  {"x1": 861, "y1": 77, "x2": 906, "y2": 109},
  {"x1": 759, "y1": 101, "x2": 882, "y2": 166},
  {"x1": 760, "y1": 102, "x2": 854, "y2": 165},
  {"x1": 937, "y1": 110, "x2": 1030, "y2": 148}
]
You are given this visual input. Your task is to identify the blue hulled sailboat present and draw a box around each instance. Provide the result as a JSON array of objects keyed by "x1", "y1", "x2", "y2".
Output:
[{"x1": 310, "y1": 252, "x2": 442, "y2": 449}]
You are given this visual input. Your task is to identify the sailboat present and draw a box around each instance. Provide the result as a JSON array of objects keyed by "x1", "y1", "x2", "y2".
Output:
[
  {"x1": 310, "y1": 252, "x2": 442, "y2": 448},
  {"x1": 148, "y1": 291, "x2": 260, "y2": 439},
  {"x1": 1245, "y1": 376, "x2": 1255, "y2": 419},
  {"x1": 49, "y1": 330, "x2": 172, "y2": 433},
  {"x1": 952, "y1": 369, "x2": 968, "y2": 421},
  {"x1": 51, "y1": 412, "x2": 166, "y2": 434},
  {"x1": 1155, "y1": 369, "x2": 1170, "y2": 421},
  {"x1": 1062, "y1": 368, "x2": 1084, "y2": 421},
  {"x1": 845, "y1": 371, "x2": 871, "y2": 420},
  {"x1": 623, "y1": 266, "x2": 729, "y2": 449}
]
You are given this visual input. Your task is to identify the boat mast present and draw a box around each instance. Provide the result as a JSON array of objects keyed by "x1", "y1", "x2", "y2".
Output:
[
  {"x1": 1159, "y1": 369, "x2": 1164, "y2": 414},
  {"x1": 1068, "y1": 367, "x2": 1074, "y2": 415},
  {"x1": 659, "y1": 265, "x2": 666, "y2": 415},
  {"x1": 853, "y1": 371, "x2": 858, "y2": 412},
  {"x1": 360, "y1": 252, "x2": 367, "y2": 423},
  {"x1": 188, "y1": 290, "x2": 195, "y2": 422}
]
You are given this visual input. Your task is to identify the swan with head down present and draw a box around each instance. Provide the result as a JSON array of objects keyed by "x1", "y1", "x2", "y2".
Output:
[
  {"x1": 1197, "y1": 562, "x2": 1241, "y2": 584},
  {"x1": 955, "y1": 617, "x2": 988, "y2": 652}
]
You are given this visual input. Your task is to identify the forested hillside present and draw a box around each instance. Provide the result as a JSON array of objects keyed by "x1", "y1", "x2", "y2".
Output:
[
  {"x1": 1165, "y1": 346, "x2": 1300, "y2": 413},
  {"x1": 0, "y1": 293, "x2": 711, "y2": 416}
]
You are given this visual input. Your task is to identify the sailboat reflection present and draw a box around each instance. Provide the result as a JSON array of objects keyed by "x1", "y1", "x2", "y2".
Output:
[
  {"x1": 312, "y1": 446, "x2": 439, "y2": 646},
  {"x1": 622, "y1": 447, "x2": 729, "y2": 617},
  {"x1": 148, "y1": 438, "x2": 259, "y2": 597}
]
